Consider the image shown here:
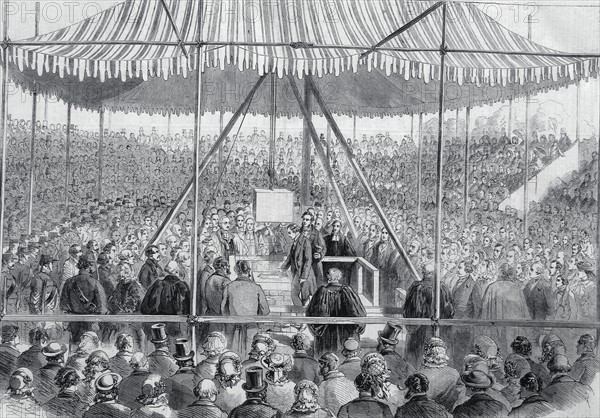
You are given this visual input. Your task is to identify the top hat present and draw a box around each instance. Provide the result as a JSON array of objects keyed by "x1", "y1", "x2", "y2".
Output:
[
  {"x1": 42, "y1": 342, "x2": 67, "y2": 358},
  {"x1": 461, "y1": 370, "x2": 494, "y2": 389},
  {"x1": 173, "y1": 338, "x2": 194, "y2": 361},
  {"x1": 95, "y1": 372, "x2": 123, "y2": 392},
  {"x1": 150, "y1": 323, "x2": 169, "y2": 344},
  {"x1": 378, "y1": 322, "x2": 403, "y2": 345},
  {"x1": 243, "y1": 367, "x2": 268, "y2": 393}
]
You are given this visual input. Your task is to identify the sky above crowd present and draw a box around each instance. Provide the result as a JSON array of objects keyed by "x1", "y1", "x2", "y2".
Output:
[{"x1": 4, "y1": 0, "x2": 600, "y2": 140}]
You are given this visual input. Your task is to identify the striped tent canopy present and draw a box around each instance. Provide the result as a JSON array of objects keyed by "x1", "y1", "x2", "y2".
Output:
[{"x1": 3, "y1": 0, "x2": 599, "y2": 117}]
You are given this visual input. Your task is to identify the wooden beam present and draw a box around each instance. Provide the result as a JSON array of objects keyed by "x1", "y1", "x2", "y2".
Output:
[
  {"x1": 306, "y1": 75, "x2": 421, "y2": 285},
  {"x1": 463, "y1": 107, "x2": 471, "y2": 226},
  {"x1": 0, "y1": 314, "x2": 597, "y2": 329},
  {"x1": 433, "y1": 2, "x2": 449, "y2": 337},
  {"x1": 287, "y1": 75, "x2": 358, "y2": 240},
  {"x1": 98, "y1": 108, "x2": 105, "y2": 200},
  {"x1": 148, "y1": 75, "x2": 268, "y2": 246},
  {"x1": 26, "y1": 2, "x2": 40, "y2": 235},
  {"x1": 269, "y1": 74, "x2": 277, "y2": 189},
  {"x1": 417, "y1": 113, "x2": 423, "y2": 218},
  {"x1": 64, "y1": 103, "x2": 72, "y2": 208},
  {"x1": 359, "y1": 1, "x2": 444, "y2": 60},
  {"x1": 301, "y1": 77, "x2": 312, "y2": 207},
  {"x1": 0, "y1": 7, "x2": 10, "y2": 317}
]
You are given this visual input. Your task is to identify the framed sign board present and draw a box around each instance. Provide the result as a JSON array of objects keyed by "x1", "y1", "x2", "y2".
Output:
[{"x1": 254, "y1": 188, "x2": 294, "y2": 223}]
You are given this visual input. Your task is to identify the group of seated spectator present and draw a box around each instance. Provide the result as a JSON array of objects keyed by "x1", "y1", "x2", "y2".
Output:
[{"x1": 0, "y1": 319, "x2": 597, "y2": 417}]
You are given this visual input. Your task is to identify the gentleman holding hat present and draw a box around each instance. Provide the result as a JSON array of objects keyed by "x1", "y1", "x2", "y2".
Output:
[
  {"x1": 229, "y1": 366, "x2": 282, "y2": 418},
  {"x1": 164, "y1": 338, "x2": 197, "y2": 410},
  {"x1": 147, "y1": 323, "x2": 178, "y2": 379},
  {"x1": 452, "y1": 370, "x2": 509, "y2": 418}
]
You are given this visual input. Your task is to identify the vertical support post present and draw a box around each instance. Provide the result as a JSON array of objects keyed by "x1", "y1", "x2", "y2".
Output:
[
  {"x1": 463, "y1": 107, "x2": 471, "y2": 226},
  {"x1": 190, "y1": 2, "x2": 205, "y2": 357},
  {"x1": 325, "y1": 124, "x2": 331, "y2": 207},
  {"x1": 410, "y1": 113, "x2": 415, "y2": 143},
  {"x1": 218, "y1": 110, "x2": 224, "y2": 166},
  {"x1": 107, "y1": 110, "x2": 112, "y2": 131},
  {"x1": 269, "y1": 74, "x2": 277, "y2": 190},
  {"x1": 455, "y1": 108, "x2": 459, "y2": 140},
  {"x1": 65, "y1": 103, "x2": 72, "y2": 208},
  {"x1": 597, "y1": 78, "x2": 600, "y2": 338},
  {"x1": 524, "y1": 13, "x2": 532, "y2": 235},
  {"x1": 417, "y1": 112, "x2": 423, "y2": 218},
  {"x1": 301, "y1": 77, "x2": 312, "y2": 207},
  {"x1": 98, "y1": 108, "x2": 105, "y2": 200},
  {"x1": 353, "y1": 114, "x2": 357, "y2": 141},
  {"x1": 0, "y1": 3, "x2": 10, "y2": 316},
  {"x1": 433, "y1": 2, "x2": 448, "y2": 338},
  {"x1": 27, "y1": 87, "x2": 37, "y2": 235},
  {"x1": 372, "y1": 269, "x2": 380, "y2": 307},
  {"x1": 576, "y1": 81, "x2": 581, "y2": 142},
  {"x1": 508, "y1": 98, "x2": 513, "y2": 142},
  {"x1": 167, "y1": 112, "x2": 172, "y2": 135},
  {"x1": 357, "y1": 264, "x2": 364, "y2": 295},
  {"x1": 26, "y1": 2, "x2": 40, "y2": 235}
]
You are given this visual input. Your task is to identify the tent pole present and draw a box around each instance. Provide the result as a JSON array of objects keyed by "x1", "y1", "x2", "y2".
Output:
[
  {"x1": 353, "y1": 114, "x2": 357, "y2": 141},
  {"x1": 508, "y1": 98, "x2": 513, "y2": 142},
  {"x1": 301, "y1": 78, "x2": 312, "y2": 207},
  {"x1": 524, "y1": 14, "x2": 533, "y2": 235},
  {"x1": 65, "y1": 103, "x2": 72, "y2": 209},
  {"x1": 410, "y1": 113, "x2": 414, "y2": 147},
  {"x1": 26, "y1": 2, "x2": 40, "y2": 235},
  {"x1": 463, "y1": 107, "x2": 471, "y2": 227},
  {"x1": 417, "y1": 113, "x2": 423, "y2": 219},
  {"x1": 326, "y1": 124, "x2": 331, "y2": 207},
  {"x1": 287, "y1": 75, "x2": 358, "y2": 240},
  {"x1": 597, "y1": 78, "x2": 600, "y2": 339},
  {"x1": 167, "y1": 112, "x2": 172, "y2": 135},
  {"x1": 576, "y1": 81, "x2": 581, "y2": 142},
  {"x1": 190, "y1": 45, "x2": 205, "y2": 360},
  {"x1": 98, "y1": 108, "x2": 105, "y2": 201},
  {"x1": 148, "y1": 75, "x2": 268, "y2": 246},
  {"x1": 306, "y1": 75, "x2": 420, "y2": 284},
  {"x1": 455, "y1": 108, "x2": 459, "y2": 140},
  {"x1": 269, "y1": 74, "x2": 277, "y2": 190},
  {"x1": 0, "y1": 5, "x2": 10, "y2": 317},
  {"x1": 433, "y1": 2, "x2": 449, "y2": 338},
  {"x1": 218, "y1": 111, "x2": 224, "y2": 166},
  {"x1": 27, "y1": 85, "x2": 37, "y2": 235}
]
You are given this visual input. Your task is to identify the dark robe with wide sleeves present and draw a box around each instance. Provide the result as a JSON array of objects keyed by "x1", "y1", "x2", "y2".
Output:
[
  {"x1": 403, "y1": 276, "x2": 454, "y2": 367},
  {"x1": 306, "y1": 283, "x2": 367, "y2": 357},
  {"x1": 140, "y1": 274, "x2": 190, "y2": 342}
]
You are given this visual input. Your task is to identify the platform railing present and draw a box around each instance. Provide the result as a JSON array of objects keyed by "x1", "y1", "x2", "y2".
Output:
[{"x1": 227, "y1": 254, "x2": 380, "y2": 307}]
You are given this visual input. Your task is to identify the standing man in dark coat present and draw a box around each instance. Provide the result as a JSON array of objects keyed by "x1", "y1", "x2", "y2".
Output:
[
  {"x1": 403, "y1": 263, "x2": 454, "y2": 367},
  {"x1": 306, "y1": 268, "x2": 367, "y2": 357},
  {"x1": 279, "y1": 224, "x2": 315, "y2": 307},
  {"x1": 376, "y1": 322, "x2": 415, "y2": 388},
  {"x1": 138, "y1": 245, "x2": 163, "y2": 291},
  {"x1": 323, "y1": 220, "x2": 356, "y2": 284},
  {"x1": 29, "y1": 254, "x2": 59, "y2": 314},
  {"x1": 221, "y1": 261, "x2": 270, "y2": 355},
  {"x1": 229, "y1": 367, "x2": 282, "y2": 418},
  {"x1": 140, "y1": 261, "x2": 190, "y2": 340},
  {"x1": 204, "y1": 257, "x2": 231, "y2": 316},
  {"x1": 60, "y1": 255, "x2": 107, "y2": 344},
  {"x1": 524, "y1": 262, "x2": 556, "y2": 320},
  {"x1": 300, "y1": 211, "x2": 327, "y2": 287}
]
